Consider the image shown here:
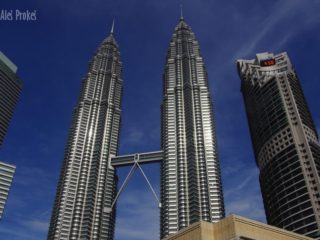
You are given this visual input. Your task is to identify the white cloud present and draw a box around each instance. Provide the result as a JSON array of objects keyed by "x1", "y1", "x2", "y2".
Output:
[
  {"x1": 0, "y1": 227, "x2": 38, "y2": 240},
  {"x1": 224, "y1": 175, "x2": 266, "y2": 223},
  {"x1": 226, "y1": 195, "x2": 266, "y2": 222},
  {"x1": 224, "y1": 173, "x2": 257, "y2": 198},
  {"x1": 115, "y1": 189, "x2": 160, "y2": 240},
  {"x1": 23, "y1": 219, "x2": 49, "y2": 232},
  {"x1": 123, "y1": 128, "x2": 144, "y2": 145},
  {"x1": 121, "y1": 125, "x2": 160, "y2": 152},
  {"x1": 0, "y1": 214, "x2": 50, "y2": 240},
  {"x1": 234, "y1": 0, "x2": 319, "y2": 60},
  {"x1": 14, "y1": 166, "x2": 49, "y2": 186},
  {"x1": 222, "y1": 156, "x2": 265, "y2": 223}
]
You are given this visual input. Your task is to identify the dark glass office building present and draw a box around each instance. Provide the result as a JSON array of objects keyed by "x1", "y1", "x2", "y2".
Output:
[
  {"x1": 238, "y1": 52, "x2": 320, "y2": 238},
  {"x1": 0, "y1": 51, "x2": 22, "y2": 146},
  {"x1": 0, "y1": 52, "x2": 19, "y2": 221}
]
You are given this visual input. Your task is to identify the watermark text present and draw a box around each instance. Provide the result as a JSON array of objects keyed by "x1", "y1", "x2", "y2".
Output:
[{"x1": 0, "y1": 9, "x2": 37, "y2": 21}]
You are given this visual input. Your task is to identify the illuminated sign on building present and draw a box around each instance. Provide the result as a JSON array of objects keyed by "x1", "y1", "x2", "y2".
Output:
[{"x1": 260, "y1": 59, "x2": 276, "y2": 67}]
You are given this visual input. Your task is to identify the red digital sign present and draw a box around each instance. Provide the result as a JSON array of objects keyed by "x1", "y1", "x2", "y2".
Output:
[{"x1": 260, "y1": 59, "x2": 276, "y2": 67}]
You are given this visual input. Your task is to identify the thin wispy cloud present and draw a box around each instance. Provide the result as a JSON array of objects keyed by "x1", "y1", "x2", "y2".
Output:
[
  {"x1": 223, "y1": 164, "x2": 265, "y2": 222},
  {"x1": 224, "y1": 173, "x2": 258, "y2": 198},
  {"x1": 22, "y1": 219, "x2": 49, "y2": 232},
  {"x1": 0, "y1": 227, "x2": 39, "y2": 240},
  {"x1": 115, "y1": 189, "x2": 160, "y2": 240},
  {"x1": 0, "y1": 213, "x2": 50, "y2": 240},
  {"x1": 123, "y1": 128, "x2": 144, "y2": 145},
  {"x1": 226, "y1": 195, "x2": 266, "y2": 222},
  {"x1": 233, "y1": 0, "x2": 320, "y2": 60}
]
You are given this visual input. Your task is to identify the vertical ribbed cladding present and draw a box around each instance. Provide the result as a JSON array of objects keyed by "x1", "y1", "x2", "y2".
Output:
[
  {"x1": 48, "y1": 33, "x2": 123, "y2": 240},
  {"x1": 160, "y1": 19, "x2": 225, "y2": 239}
]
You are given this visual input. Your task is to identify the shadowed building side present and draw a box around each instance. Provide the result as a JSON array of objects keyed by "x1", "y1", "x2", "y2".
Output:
[
  {"x1": 161, "y1": 18, "x2": 225, "y2": 238},
  {"x1": 48, "y1": 29, "x2": 123, "y2": 240}
]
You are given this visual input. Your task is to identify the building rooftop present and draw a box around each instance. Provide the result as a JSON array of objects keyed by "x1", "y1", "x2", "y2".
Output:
[
  {"x1": 163, "y1": 214, "x2": 314, "y2": 240},
  {"x1": 0, "y1": 51, "x2": 17, "y2": 74}
]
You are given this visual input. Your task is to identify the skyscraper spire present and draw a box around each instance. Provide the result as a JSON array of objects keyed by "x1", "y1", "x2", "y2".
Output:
[
  {"x1": 180, "y1": 3, "x2": 184, "y2": 20},
  {"x1": 110, "y1": 18, "x2": 115, "y2": 34}
]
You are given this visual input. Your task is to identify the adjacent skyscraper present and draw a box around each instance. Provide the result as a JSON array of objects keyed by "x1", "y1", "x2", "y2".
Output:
[
  {"x1": 160, "y1": 17, "x2": 225, "y2": 238},
  {"x1": 0, "y1": 51, "x2": 22, "y2": 146},
  {"x1": 48, "y1": 26, "x2": 123, "y2": 240},
  {"x1": 238, "y1": 52, "x2": 320, "y2": 238},
  {"x1": 0, "y1": 51, "x2": 19, "y2": 220}
]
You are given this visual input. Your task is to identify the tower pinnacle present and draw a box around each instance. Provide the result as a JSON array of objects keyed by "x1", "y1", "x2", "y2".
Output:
[
  {"x1": 180, "y1": 4, "x2": 184, "y2": 20},
  {"x1": 110, "y1": 18, "x2": 115, "y2": 34}
]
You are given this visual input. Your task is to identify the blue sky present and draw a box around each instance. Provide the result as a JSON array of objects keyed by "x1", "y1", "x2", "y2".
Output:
[{"x1": 0, "y1": 0, "x2": 319, "y2": 239}]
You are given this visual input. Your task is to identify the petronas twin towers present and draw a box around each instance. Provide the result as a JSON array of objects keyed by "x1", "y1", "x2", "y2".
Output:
[{"x1": 48, "y1": 17, "x2": 225, "y2": 240}]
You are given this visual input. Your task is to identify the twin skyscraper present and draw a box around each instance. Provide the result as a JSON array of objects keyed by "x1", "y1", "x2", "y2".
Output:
[
  {"x1": 48, "y1": 17, "x2": 320, "y2": 240},
  {"x1": 48, "y1": 17, "x2": 224, "y2": 240}
]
